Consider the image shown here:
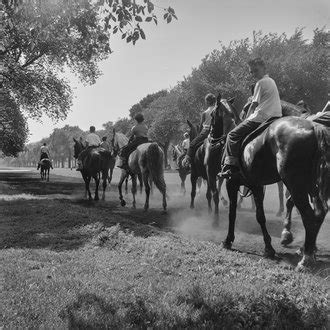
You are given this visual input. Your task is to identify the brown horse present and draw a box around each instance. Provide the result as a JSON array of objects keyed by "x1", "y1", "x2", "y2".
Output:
[
  {"x1": 220, "y1": 101, "x2": 329, "y2": 270},
  {"x1": 40, "y1": 158, "x2": 51, "y2": 181},
  {"x1": 112, "y1": 132, "x2": 167, "y2": 212},
  {"x1": 73, "y1": 138, "x2": 113, "y2": 201}
]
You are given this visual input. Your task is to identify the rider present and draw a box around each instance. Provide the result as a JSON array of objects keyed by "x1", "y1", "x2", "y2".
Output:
[
  {"x1": 183, "y1": 93, "x2": 217, "y2": 167},
  {"x1": 117, "y1": 113, "x2": 149, "y2": 169},
  {"x1": 220, "y1": 57, "x2": 282, "y2": 178},
  {"x1": 76, "y1": 126, "x2": 101, "y2": 171},
  {"x1": 37, "y1": 143, "x2": 53, "y2": 170},
  {"x1": 100, "y1": 136, "x2": 111, "y2": 151},
  {"x1": 181, "y1": 132, "x2": 190, "y2": 154}
]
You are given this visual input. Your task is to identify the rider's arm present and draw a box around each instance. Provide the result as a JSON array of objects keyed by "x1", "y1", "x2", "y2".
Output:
[
  {"x1": 199, "y1": 112, "x2": 205, "y2": 133},
  {"x1": 246, "y1": 102, "x2": 258, "y2": 118}
]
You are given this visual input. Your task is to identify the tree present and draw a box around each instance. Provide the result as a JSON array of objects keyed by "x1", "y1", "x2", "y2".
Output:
[
  {"x1": 129, "y1": 89, "x2": 168, "y2": 118},
  {"x1": 0, "y1": 92, "x2": 28, "y2": 156},
  {"x1": 145, "y1": 91, "x2": 183, "y2": 166},
  {"x1": 0, "y1": 0, "x2": 177, "y2": 156},
  {"x1": 113, "y1": 117, "x2": 132, "y2": 134},
  {"x1": 177, "y1": 29, "x2": 329, "y2": 119}
]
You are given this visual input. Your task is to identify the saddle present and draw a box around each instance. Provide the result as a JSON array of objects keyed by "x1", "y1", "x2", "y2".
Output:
[{"x1": 241, "y1": 117, "x2": 280, "y2": 152}]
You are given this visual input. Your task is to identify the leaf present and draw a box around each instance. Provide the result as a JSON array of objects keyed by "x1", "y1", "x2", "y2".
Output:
[
  {"x1": 145, "y1": 16, "x2": 152, "y2": 22},
  {"x1": 153, "y1": 17, "x2": 157, "y2": 25},
  {"x1": 147, "y1": 1, "x2": 154, "y2": 13},
  {"x1": 121, "y1": 32, "x2": 127, "y2": 39},
  {"x1": 140, "y1": 29, "x2": 146, "y2": 40},
  {"x1": 126, "y1": 35, "x2": 132, "y2": 42},
  {"x1": 135, "y1": 15, "x2": 142, "y2": 22},
  {"x1": 167, "y1": 15, "x2": 172, "y2": 24}
]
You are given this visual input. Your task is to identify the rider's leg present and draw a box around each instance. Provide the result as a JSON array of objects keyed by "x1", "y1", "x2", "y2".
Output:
[
  {"x1": 220, "y1": 120, "x2": 260, "y2": 177},
  {"x1": 184, "y1": 130, "x2": 209, "y2": 166}
]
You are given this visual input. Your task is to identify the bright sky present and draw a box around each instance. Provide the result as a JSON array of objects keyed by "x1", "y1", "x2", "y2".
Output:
[{"x1": 27, "y1": 0, "x2": 329, "y2": 142}]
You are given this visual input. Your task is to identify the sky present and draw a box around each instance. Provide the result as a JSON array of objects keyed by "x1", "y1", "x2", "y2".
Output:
[{"x1": 27, "y1": 0, "x2": 329, "y2": 142}]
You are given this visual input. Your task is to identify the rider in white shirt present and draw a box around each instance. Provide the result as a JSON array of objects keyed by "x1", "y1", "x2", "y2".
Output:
[
  {"x1": 220, "y1": 58, "x2": 282, "y2": 178},
  {"x1": 76, "y1": 126, "x2": 101, "y2": 171},
  {"x1": 37, "y1": 143, "x2": 53, "y2": 170}
]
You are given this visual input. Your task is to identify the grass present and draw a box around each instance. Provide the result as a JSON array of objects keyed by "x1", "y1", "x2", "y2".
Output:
[{"x1": 0, "y1": 172, "x2": 328, "y2": 328}]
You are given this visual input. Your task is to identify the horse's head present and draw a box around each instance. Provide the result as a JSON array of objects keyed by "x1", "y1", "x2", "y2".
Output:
[
  {"x1": 73, "y1": 138, "x2": 84, "y2": 159},
  {"x1": 211, "y1": 94, "x2": 239, "y2": 137},
  {"x1": 111, "y1": 130, "x2": 129, "y2": 156},
  {"x1": 187, "y1": 120, "x2": 198, "y2": 141}
]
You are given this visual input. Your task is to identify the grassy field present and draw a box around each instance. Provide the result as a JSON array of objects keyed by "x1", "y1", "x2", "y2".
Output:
[{"x1": 0, "y1": 169, "x2": 329, "y2": 328}]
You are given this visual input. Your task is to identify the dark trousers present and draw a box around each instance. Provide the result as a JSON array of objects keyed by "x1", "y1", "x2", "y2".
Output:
[
  {"x1": 187, "y1": 130, "x2": 209, "y2": 158},
  {"x1": 223, "y1": 120, "x2": 260, "y2": 166},
  {"x1": 120, "y1": 137, "x2": 148, "y2": 159}
]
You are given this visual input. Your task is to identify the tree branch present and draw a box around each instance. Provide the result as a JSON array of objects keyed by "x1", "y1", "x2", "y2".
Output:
[{"x1": 21, "y1": 52, "x2": 45, "y2": 68}]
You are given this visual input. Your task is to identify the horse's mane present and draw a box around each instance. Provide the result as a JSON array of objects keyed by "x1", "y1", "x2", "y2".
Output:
[
  {"x1": 115, "y1": 132, "x2": 129, "y2": 148},
  {"x1": 281, "y1": 100, "x2": 304, "y2": 117}
]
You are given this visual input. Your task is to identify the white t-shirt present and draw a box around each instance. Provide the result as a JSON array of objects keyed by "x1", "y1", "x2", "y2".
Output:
[
  {"x1": 202, "y1": 105, "x2": 216, "y2": 130},
  {"x1": 85, "y1": 133, "x2": 101, "y2": 146},
  {"x1": 40, "y1": 146, "x2": 50, "y2": 155},
  {"x1": 182, "y1": 138, "x2": 190, "y2": 150},
  {"x1": 248, "y1": 75, "x2": 282, "y2": 122}
]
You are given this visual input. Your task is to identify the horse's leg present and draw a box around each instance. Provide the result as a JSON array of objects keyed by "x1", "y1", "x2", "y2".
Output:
[
  {"x1": 131, "y1": 174, "x2": 137, "y2": 209},
  {"x1": 217, "y1": 176, "x2": 228, "y2": 207},
  {"x1": 209, "y1": 172, "x2": 219, "y2": 226},
  {"x1": 142, "y1": 171, "x2": 151, "y2": 211},
  {"x1": 223, "y1": 177, "x2": 240, "y2": 249},
  {"x1": 197, "y1": 177, "x2": 202, "y2": 195},
  {"x1": 138, "y1": 173, "x2": 143, "y2": 194},
  {"x1": 206, "y1": 184, "x2": 212, "y2": 214},
  {"x1": 280, "y1": 195, "x2": 294, "y2": 245},
  {"x1": 83, "y1": 174, "x2": 92, "y2": 200},
  {"x1": 118, "y1": 171, "x2": 127, "y2": 207},
  {"x1": 94, "y1": 173, "x2": 100, "y2": 201},
  {"x1": 290, "y1": 188, "x2": 326, "y2": 270},
  {"x1": 108, "y1": 168, "x2": 113, "y2": 187},
  {"x1": 152, "y1": 169, "x2": 167, "y2": 213},
  {"x1": 125, "y1": 176, "x2": 129, "y2": 195},
  {"x1": 190, "y1": 172, "x2": 198, "y2": 209},
  {"x1": 276, "y1": 181, "x2": 284, "y2": 217},
  {"x1": 47, "y1": 169, "x2": 49, "y2": 182},
  {"x1": 101, "y1": 170, "x2": 107, "y2": 201},
  {"x1": 251, "y1": 185, "x2": 276, "y2": 258}
]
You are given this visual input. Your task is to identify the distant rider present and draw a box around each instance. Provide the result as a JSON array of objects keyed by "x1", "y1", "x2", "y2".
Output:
[
  {"x1": 220, "y1": 58, "x2": 282, "y2": 178},
  {"x1": 181, "y1": 132, "x2": 190, "y2": 154},
  {"x1": 37, "y1": 142, "x2": 53, "y2": 170},
  {"x1": 76, "y1": 126, "x2": 101, "y2": 171},
  {"x1": 100, "y1": 136, "x2": 111, "y2": 152},
  {"x1": 183, "y1": 93, "x2": 217, "y2": 167},
  {"x1": 117, "y1": 113, "x2": 149, "y2": 169}
]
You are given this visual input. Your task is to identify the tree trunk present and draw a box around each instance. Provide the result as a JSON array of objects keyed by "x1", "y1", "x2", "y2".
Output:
[{"x1": 163, "y1": 141, "x2": 170, "y2": 169}]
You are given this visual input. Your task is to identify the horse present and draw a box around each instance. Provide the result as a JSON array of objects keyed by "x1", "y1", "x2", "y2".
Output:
[
  {"x1": 186, "y1": 96, "x2": 239, "y2": 222},
  {"x1": 112, "y1": 131, "x2": 167, "y2": 212},
  {"x1": 219, "y1": 98, "x2": 329, "y2": 270},
  {"x1": 40, "y1": 158, "x2": 51, "y2": 181},
  {"x1": 73, "y1": 138, "x2": 113, "y2": 201}
]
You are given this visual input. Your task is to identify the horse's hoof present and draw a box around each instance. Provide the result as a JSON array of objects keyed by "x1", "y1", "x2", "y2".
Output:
[
  {"x1": 263, "y1": 247, "x2": 276, "y2": 259},
  {"x1": 221, "y1": 199, "x2": 228, "y2": 207},
  {"x1": 295, "y1": 254, "x2": 315, "y2": 272},
  {"x1": 190, "y1": 204, "x2": 194, "y2": 210},
  {"x1": 143, "y1": 207, "x2": 148, "y2": 212},
  {"x1": 212, "y1": 220, "x2": 219, "y2": 229},
  {"x1": 276, "y1": 211, "x2": 282, "y2": 217},
  {"x1": 162, "y1": 210, "x2": 167, "y2": 215},
  {"x1": 94, "y1": 197, "x2": 99, "y2": 201},
  {"x1": 120, "y1": 200, "x2": 126, "y2": 207},
  {"x1": 280, "y1": 230, "x2": 293, "y2": 246},
  {"x1": 222, "y1": 240, "x2": 232, "y2": 250}
]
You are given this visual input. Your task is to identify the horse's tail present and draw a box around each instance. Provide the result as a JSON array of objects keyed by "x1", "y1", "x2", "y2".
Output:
[
  {"x1": 147, "y1": 143, "x2": 166, "y2": 195},
  {"x1": 313, "y1": 123, "x2": 330, "y2": 212}
]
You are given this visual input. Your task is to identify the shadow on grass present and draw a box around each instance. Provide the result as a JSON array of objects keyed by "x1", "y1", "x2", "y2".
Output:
[{"x1": 0, "y1": 195, "x2": 171, "y2": 251}]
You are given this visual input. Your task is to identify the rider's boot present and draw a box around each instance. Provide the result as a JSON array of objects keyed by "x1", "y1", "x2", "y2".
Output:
[{"x1": 219, "y1": 164, "x2": 240, "y2": 179}]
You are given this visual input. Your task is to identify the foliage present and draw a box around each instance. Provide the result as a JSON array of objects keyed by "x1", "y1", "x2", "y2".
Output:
[
  {"x1": 0, "y1": 91, "x2": 28, "y2": 156},
  {"x1": 1, "y1": 0, "x2": 176, "y2": 157},
  {"x1": 128, "y1": 89, "x2": 168, "y2": 118},
  {"x1": 177, "y1": 29, "x2": 329, "y2": 123},
  {"x1": 113, "y1": 117, "x2": 132, "y2": 134}
]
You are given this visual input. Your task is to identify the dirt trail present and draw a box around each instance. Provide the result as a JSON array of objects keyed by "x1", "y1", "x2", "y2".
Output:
[{"x1": 1, "y1": 168, "x2": 329, "y2": 276}]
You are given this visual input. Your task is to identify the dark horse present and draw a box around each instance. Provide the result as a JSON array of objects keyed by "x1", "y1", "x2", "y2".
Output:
[
  {"x1": 219, "y1": 99, "x2": 329, "y2": 270},
  {"x1": 73, "y1": 138, "x2": 113, "y2": 201},
  {"x1": 40, "y1": 158, "x2": 51, "y2": 181},
  {"x1": 187, "y1": 96, "x2": 239, "y2": 222}
]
